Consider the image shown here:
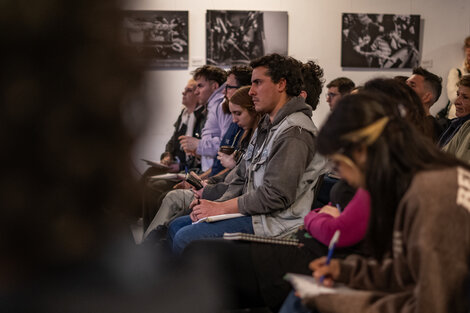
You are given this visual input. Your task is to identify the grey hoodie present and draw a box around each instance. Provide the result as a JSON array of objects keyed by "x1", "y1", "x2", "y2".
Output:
[{"x1": 218, "y1": 96, "x2": 327, "y2": 236}]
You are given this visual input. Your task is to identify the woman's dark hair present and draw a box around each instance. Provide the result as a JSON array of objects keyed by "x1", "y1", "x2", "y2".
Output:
[
  {"x1": 317, "y1": 92, "x2": 467, "y2": 259},
  {"x1": 362, "y1": 78, "x2": 433, "y2": 139},
  {"x1": 250, "y1": 53, "x2": 303, "y2": 97}
]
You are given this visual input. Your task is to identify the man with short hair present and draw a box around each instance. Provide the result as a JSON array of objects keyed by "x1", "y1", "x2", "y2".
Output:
[
  {"x1": 179, "y1": 65, "x2": 231, "y2": 171},
  {"x1": 406, "y1": 66, "x2": 444, "y2": 140},
  {"x1": 325, "y1": 77, "x2": 355, "y2": 111},
  {"x1": 168, "y1": 54, "x2": 327, "y2": 254},
  {"x1": 406, "y1": 66, "x2": 442, "y2": 116}
]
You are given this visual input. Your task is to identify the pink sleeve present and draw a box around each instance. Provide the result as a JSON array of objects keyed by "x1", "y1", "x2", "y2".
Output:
[{"x1": 303, "y1": 188, "x2": 370, "y2": 247}]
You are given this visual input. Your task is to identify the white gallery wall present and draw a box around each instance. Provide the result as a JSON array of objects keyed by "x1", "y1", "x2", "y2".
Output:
[{"x1": 124, "y1": 0, "x2": 470, "y2": 173}]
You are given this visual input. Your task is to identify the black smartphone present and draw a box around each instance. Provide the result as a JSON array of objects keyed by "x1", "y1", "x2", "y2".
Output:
[{"x1": 185, "y1": 172, "x2": 203, "y2": 190}]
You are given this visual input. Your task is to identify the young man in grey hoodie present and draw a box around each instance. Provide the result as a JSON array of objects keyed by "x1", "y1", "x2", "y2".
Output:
[{"x1": 168, "y1": 54, "x2": 327, "y2": 254}]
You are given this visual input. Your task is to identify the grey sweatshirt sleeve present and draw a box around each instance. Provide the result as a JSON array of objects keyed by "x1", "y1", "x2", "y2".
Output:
[
  {"x1": 215, "y1": 159, "x2": 246, "y2": 202},
  {"x1": 202, "y1": 163, "x2": 241, "y2": 201},
  {"x1": 237, "y1": 127, "x2": 315, "y2": 215}
]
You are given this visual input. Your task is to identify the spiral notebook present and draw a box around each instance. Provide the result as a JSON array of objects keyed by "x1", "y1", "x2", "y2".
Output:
[
  {"x1": 223, "y1": 232, "x2": 300, "y2": 246},
  {"x1": 192, "y1": 213, "x2": 244, "y2": 224}
]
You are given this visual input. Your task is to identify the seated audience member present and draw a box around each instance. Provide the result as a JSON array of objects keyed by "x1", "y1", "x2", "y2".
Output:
[
  {"x1": 143, "y1": 86, "x2": 261, "y2": 241},
  {"x1": 140, "y1": 79, "x2": 205, "y2": 223},
  {"x1": 445, "y1": 36, "x2": 470, "y2": 119},
  {"x1": 363, "y1": 78, "x2": 434, "y2": 139},
  {"x1": 184, "y1": 77, "x2": 436, "y2": 313},
  {"x1": 317, "y1": 76, "x2": 355, "y2": 204},
  {"x1": 142, "y1": 60, "x2": 325, "y2": 242},
  {"x1": 184, "y1": 183, "x2": 368, "y2": 312},
  {"x1": 406, "y1": 66, "x2": 444, "y2": 141},
  {"x1": 179, "y1": 65, "x2": 230, "y2": 171},
  {"x1": 145, "y1": 78, "x2": 205, "y2": 175},
  {"x1": 141, "y1": 66, "x2": 252, "y2": 231},
  {"x1": 141, "y1": 66, "x2": 229, "y2": 228},
  {"x1": 197, "y1": 65, "x2": 253, "y2": 179},
  {"x1": 168, "y1": 54, "x2": 327, "y2": 254},
  {"x1": 439, "y1": 75, "x2": 470, "y2": 162},
  {"x1": 301, "y1": 93, "x2": 470, "y2": 313},
  {"x1": 325, "y1": 77, "x2": 355, "y2": 111}
]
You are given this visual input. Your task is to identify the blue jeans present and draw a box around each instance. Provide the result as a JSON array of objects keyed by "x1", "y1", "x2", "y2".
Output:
[
  {"x1": 168, "y1": 215, "x2": 254, "y2": 254},
  {"x1": 278, "y1": 290, "x2": 312, "y2": 313}
]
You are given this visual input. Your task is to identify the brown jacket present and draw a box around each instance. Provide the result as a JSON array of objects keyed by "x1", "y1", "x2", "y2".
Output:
[{"x1": 308, "y1": 167, "x2": 470, "y2": 313}]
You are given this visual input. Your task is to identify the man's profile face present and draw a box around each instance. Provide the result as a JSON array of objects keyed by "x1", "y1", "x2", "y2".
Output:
[
  {"x1": 249, "y1": 66, "x2": 282, "y2": 114},
  {"x1": 194, "y1": 77, "x2": 217, "y2": 105},
  {"x1": 406, "y1": 74, "x2": 427, "y2": 103},
  {"x1": 326, "y1": 87, "x2": 341, "y2": 111},
  {"x1": 182, "y1": 82, "x2": 197, "y2": 107}
]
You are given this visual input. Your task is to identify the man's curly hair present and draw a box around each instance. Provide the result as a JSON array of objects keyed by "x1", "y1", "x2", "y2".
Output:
[
  {"x1": 302, "y1": 61, "x2": 324, "y2": 111},
  {"x1": 250, "y1": 53, "x2": 303, "y2": 97}
]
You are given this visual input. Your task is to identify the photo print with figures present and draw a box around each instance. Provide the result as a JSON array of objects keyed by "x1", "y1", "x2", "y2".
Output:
[
  {"x1": 341, "y1": 13, "x2": 421, "y2": 68},
  {"x1": 122, "y1": 10, "x2": 188, "y2": 68},
  {"x1": 206, "y1": 10, "x2": 288, "y2": 67}
]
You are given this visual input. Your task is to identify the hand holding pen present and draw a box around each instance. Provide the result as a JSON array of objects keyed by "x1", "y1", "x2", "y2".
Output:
[{"x1": 309, "y1": 230, "x2": 341, "y2": 287}]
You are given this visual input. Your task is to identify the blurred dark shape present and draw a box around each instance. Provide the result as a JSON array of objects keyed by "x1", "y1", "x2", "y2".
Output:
[{"x1": 0, "y1": 0, "x2": 226, "y2": 312}]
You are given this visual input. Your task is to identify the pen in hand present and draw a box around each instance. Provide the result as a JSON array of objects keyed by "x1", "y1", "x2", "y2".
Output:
[
  {"x1": 336, "y1": 203, "x2": 342, "y2": 213},
  {"x1": 319, "y1": 230, "x2": 341, "y2": 284}
]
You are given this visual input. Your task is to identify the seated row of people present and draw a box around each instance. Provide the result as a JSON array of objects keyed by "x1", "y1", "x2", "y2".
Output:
[
  {"x1": 139, "y1": 54, "x2": 470, "y2": 312},
  {"x1": 167, "y1": 54, "x2": 328, "y2": 253}
]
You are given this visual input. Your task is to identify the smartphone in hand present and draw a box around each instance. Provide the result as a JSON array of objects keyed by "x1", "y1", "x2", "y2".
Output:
[{"x1": 185, "y1": 171, "x2": 204, "y2": 190}]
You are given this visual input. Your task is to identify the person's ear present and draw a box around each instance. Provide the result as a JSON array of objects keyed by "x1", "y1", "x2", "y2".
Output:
[
  {"x1": 276, "y1": 78, "x2": 287, "y2": 93},
  {"x1": 422, "y1": 91, "x2": 433, "y2": 105},
  {"x1": 210, "y1": 81, "x2": 219, "y2": 92},
  {"x1": 299, "y1": 90, "x2": 307, "y2": 99}
]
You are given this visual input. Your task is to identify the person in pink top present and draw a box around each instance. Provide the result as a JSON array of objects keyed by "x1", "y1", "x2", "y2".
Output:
[
  {"x1": 181, "y1": 180, "x2": 371, "y2": 312},
  {"x1": 304, "y1": 188, "x2": 370, "y2": 248}
]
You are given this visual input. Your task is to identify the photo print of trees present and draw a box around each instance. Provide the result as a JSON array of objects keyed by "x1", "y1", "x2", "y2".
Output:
[
  {"x1": 341, "y1": 13, "x2": 421, "y2": 68},
  {"x1": 122, "y1": 11, "x2": 188, "y2": 68},
  {"x1": 206, "y1": 10, "x2": 288, "y2": 67}
]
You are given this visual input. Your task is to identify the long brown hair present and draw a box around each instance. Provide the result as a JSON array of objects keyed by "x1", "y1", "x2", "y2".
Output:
[{"x1": 229, "y1": 86, "x2": 262, "y2": 149}]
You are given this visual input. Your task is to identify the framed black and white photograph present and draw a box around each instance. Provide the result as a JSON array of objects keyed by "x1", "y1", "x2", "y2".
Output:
[
  {"x1": 122, "y1": 10, "x2": 188, "y2": 69},
  {"x1": 341, "y1": 13, "x2": 421, "y2": 68},
  {"x1": 206, "y1": 10, "x2": 288, "y2": 67}
]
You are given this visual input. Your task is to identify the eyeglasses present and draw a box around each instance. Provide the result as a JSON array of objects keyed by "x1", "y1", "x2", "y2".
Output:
[
  {"x1": 225, "y1": 85, "x2": 240, "y2": 92},
  {"x1": 326, "y1": 92, "x2": 340, "y2": 98}
]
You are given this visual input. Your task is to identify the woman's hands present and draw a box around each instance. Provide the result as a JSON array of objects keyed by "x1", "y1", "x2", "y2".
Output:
[
  {"x1": 309, "y1": 257, "x2": 341, "y2": 287},
  {"x1": 319, "y1": 205, "x2": 341, "y2": 218}
]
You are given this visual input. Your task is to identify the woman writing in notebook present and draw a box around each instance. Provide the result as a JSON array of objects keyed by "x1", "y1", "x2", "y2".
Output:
[
  {"x1": 306, "y1": 92, "x2": 470, "y2": 313},
  {"x1": 183, "y1": 79, "x2": 437, "y2": 313}
]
